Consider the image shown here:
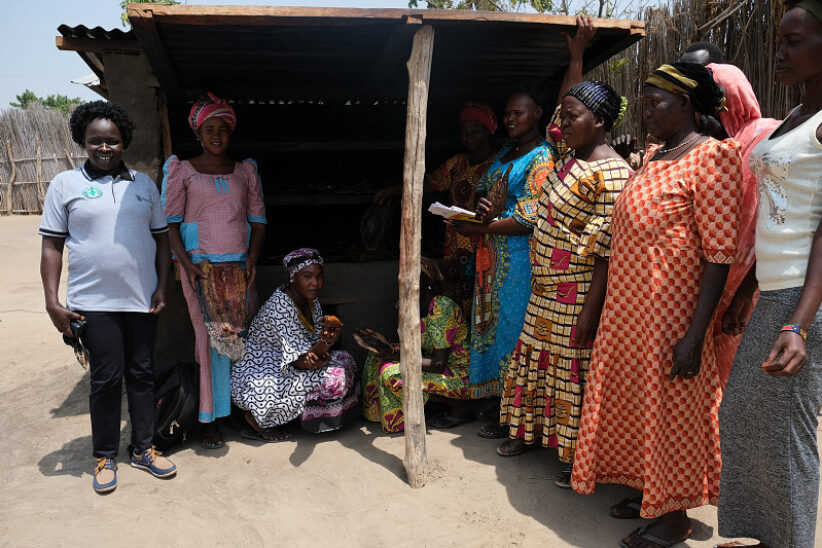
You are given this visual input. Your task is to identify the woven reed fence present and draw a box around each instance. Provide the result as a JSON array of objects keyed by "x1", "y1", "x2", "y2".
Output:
[
  {"x1": 591, "y1": 0, "x2": 801, "y2": 140},
  {"x1": 0, "y1": 104, "x2": 86, "y2": 215}
]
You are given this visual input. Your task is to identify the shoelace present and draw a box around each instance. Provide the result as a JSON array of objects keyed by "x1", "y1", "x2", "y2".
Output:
[
  {"x1": 137, "y1": 446, "x2": 165, "y2": 462},
  {"x1": 95, "y1": 457, "x2": 115, "y2": 473}
]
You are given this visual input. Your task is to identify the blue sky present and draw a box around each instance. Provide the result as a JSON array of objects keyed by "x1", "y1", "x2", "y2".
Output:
[
  {"x1": 0, "y1": 0, "x2": 649, "y2": 109},
  {"x1": 0, "y1": 0, "x2": 415, "y2": 109}
]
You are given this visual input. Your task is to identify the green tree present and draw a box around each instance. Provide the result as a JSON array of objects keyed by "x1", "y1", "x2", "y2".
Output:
[
  {"x1": 9, "y1": 89, "x2": 82, "y2": 113},
  {"x1": 120, "y1": 0, "x2": 180, "y2": 27},
  {"x1": 408, "y1": 0, "x2": 552, "y2": 11}
]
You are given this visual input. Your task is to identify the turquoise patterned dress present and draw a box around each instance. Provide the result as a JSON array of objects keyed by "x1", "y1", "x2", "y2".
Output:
[{"x1": 468, "y1": 143, "x2": 556, "y2": 397}]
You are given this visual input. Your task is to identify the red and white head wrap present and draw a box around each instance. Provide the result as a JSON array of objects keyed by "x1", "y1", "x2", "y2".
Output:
[
  {"x1": 188, "y1": 92, "x2": 237, "y2": 133},
  {"x1": 459, "y1": 103, "x2": 497, "y2": 134}
]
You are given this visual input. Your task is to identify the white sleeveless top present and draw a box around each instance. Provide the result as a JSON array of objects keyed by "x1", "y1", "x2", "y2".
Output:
[{"x1": 751, "y1": 107, "x2": 822, "y2": 291}]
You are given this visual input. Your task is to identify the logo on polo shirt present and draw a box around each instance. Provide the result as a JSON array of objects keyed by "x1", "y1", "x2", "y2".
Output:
[{"x1": 82, "y1": 186, "x2": 103, "y2": 200}]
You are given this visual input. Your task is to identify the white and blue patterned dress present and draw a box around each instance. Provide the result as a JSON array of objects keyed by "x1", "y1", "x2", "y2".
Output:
[{"x1": 230, "y1": 289, "x2": 359, "y2": 433}]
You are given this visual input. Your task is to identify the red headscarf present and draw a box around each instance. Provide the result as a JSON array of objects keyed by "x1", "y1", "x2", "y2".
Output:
[
  {"x1": 708, "y1": 63, "x2": 781, "y2": 387},
  {"x1": 459, "y1": 103, "x2": 497, "y2": 134},
  {"x1": 188, "y1": 92, "x2": 237, "y2": 132}
]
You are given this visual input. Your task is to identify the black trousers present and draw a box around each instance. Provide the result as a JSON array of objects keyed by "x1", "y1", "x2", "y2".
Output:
[{"x1": 80, "y1": 311, "x2": 157, "y2": 458}]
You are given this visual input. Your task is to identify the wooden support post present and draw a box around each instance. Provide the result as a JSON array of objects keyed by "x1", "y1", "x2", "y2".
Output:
[
  {"x1": 5, "y1": 141, "x2": 15, "y2": 214},
  {"x1": 398, "y1": 24, "x2": 434, "y2": 489},
  {"x1": 35, "y1": 137, "x2": 44, "y2": 203}
]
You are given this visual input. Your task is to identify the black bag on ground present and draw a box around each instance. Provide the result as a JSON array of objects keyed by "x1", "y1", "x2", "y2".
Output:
[{"x1": 152, "y1": 361, "x2": 199, "y2": 451}]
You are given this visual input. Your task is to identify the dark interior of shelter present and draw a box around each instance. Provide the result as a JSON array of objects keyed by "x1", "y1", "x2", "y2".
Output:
[{"x1": 57, "y1": 7, "x2": 643, "y2": 360}]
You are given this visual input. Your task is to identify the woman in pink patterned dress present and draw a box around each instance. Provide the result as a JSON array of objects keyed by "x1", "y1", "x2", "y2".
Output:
[{"x1": 162, "y1": 93, "x2": 267, "y2": 449}]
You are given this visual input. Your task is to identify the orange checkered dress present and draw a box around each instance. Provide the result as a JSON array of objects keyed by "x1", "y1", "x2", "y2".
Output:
[
  {"x1": 499, "y1": 154, "x2": 631, "y2": 462},
  {"x1": 571, "y1": 138, "x2": 743, "y2": 518}
]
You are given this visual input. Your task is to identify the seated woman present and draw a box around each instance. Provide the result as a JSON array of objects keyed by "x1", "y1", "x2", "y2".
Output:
[
  {"x1": 362, "y1": 258, "x2": 471, "y2": 433},
  {"x1": 230, "y1": 248, "x2": 359, "y2": 441}
]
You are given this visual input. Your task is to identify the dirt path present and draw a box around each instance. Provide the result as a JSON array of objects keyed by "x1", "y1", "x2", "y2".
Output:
[{"x1": 1, "y1": 215, "x2": 818, "y2": 547}]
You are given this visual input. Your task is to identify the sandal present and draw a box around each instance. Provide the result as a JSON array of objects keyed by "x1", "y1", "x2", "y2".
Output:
[
  {"x1": 619, "y1": 525, "x2": 692, "y2": 548},
  {"x1": 200, "y1": 424, "x2": 225, "y2": 449},
  {"x1": 239, "y1": 426, "x2": 293, "y2": 443},
  {"x1": 496, "y1": 438, "x2": 537, "y2": 457},
  {"x1": 554, "y1": 464, "x2": 573, "y2": 488},
  {"x1": 428, "y1": 413, "x2": 475, "y2": 429},
  {"x1": 609, "y1": 497, "x2": 643, "y2": 519},
  {"x1": 477, "y1": 422, "x2": 508, "y2": 439}
]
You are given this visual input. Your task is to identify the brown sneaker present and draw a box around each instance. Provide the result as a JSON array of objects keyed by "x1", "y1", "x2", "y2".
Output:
[{"x1": 93, "y1": 457, "x2": 117, "y2": 493}]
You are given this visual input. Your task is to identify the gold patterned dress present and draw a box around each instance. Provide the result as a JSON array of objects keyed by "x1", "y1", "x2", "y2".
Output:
[
  {"x1": 426, "y1": 152, "x2": 496, "y2": 320},
  {"x1": 499, "y1": 120, "x2": 631, "y2": 462}
]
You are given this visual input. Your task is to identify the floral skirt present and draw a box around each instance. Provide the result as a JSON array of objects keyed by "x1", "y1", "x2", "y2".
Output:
[{"x1": 362, "y1": 354, "x2": 469, "y2": 433}]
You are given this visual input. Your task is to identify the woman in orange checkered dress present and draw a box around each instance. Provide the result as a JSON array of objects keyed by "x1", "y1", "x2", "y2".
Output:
[
  {"x1": 497, "y1": 17, "x2": 632, "y2": 488},
  {"x1": 570, "y1": 63, "x2": 744, "y2": 548}
]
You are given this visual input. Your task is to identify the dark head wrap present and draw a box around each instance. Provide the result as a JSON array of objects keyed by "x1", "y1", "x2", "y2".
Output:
[
  {"x1": 645, "y1": 63, "x2": 727, "y2": 116},
  {"x1": 781, "y1": 0, "x2": 822, "y2": 22},
  {"x1": 565, "y1": 80, "x2": 628, "y2": 130}
]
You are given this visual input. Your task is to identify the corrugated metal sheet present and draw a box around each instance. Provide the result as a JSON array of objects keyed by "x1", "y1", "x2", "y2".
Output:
[{"x1": 59, "y1": 6, "x2": 642, "y2": 104}]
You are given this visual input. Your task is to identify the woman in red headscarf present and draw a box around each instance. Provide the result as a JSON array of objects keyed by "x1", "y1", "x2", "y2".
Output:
[
  {"x1": 706, "y1": 63, "x2": 781, "y2": 386},
  {"x1": 162, "y1": 93, "x2": 267, "y2": 449},
  {"x1": 375, "y1": 103, "x2": 498, "y2": 321}
]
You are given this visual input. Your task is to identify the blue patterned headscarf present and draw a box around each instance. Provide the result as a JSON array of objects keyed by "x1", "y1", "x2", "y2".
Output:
[{"x1": 565, "y1": 80, "x2": 627, "y2": 130}]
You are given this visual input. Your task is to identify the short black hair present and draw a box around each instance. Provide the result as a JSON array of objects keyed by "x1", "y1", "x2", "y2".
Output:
[
  {"x1": 684, "y1": 42, "x2": 725, "y2": 64},
  {"x1": 69, "y1": 101, "x2": 136, "y2": 148},
  {"x1": 671, "y1": 62, "x2": 726, "y2": 117}
]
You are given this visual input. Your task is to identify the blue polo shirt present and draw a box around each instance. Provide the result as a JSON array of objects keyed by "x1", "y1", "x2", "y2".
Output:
[{"x1": 39, "y1": 162, "x2": 168, "y2": 313}]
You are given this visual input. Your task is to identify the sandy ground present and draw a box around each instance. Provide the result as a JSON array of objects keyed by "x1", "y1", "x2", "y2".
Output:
[{"x1": 1, "y1": 214, "x2": 819, "y2": 548}]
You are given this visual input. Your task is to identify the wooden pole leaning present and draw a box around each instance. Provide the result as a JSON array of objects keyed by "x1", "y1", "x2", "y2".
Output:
[{"x1": 398, "y1": 24, "x2": 434, "y2": 489}]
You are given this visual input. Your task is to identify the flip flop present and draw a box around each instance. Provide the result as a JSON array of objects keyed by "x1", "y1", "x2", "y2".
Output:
[
  {"x1": 609, "y1": 497, "x2": 643, "y2": 519},
  {"x1": 477, "y1": 422, "x2": 508, "y2": 439},
  {"x1": 496, "y1": 438, "x2": 538, "y2": 457},
  {"x1": 619, "y1": 525, "x2": 692, "y2": 548},
  {"x1": 428, "y1": 413, "x2": 475, "y2": 429},
  {"x1": 239, "y1": 426, "x2": 293, "y2": 443}
]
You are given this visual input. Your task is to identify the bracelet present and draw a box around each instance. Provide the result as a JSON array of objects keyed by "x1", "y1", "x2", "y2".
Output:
[{"x1": 781, "y1": 324, "x2": 808, "y2": 341}]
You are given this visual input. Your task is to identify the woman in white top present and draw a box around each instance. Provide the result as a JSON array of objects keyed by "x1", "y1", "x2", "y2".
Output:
[{"x1": 717, "y1": 2, "x2": 822, "y2": 547}]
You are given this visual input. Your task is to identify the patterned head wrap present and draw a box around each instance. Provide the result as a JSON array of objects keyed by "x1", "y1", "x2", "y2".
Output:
[
  {"x1": 645, "y1": 63, "x2": 728, "y2": 116},
  {"x1": 459, "y1": 103, "x2": 497, "y2": 134},
  {"x1": 565, "y1": 80, "x2": 627, "y2": 130},
  {"x1": 283, "y1": 248, "x2": 324, "y2": 281},
  {"x1": 188, "y1": 92, "x2": 237, "y2": 133},
  {"x1": 781, "y1": 0, "x2": 822, "y2": 23}
]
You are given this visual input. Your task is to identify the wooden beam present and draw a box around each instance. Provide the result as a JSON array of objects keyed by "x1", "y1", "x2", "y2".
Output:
[
  {"x1": 159, "y1": 91, "x2": 173, "y2": 161},
  {"x1": 398, "y1": 24, "x2": 434, "y2": 490},
  {"x1": 56, "y1": 36, "x2": 142, "y2": 53},
  {"x1": 128, "y1": 8, "x2": 182, "y2": 103},
  {"x1": 126, "y1": 4, "x2": 643, "y2": 33}
]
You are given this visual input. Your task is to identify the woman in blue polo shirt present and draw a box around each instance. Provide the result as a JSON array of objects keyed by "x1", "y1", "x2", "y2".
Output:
[{"x1": 40, "y1": 101, "x2": 177, "y2": 494}]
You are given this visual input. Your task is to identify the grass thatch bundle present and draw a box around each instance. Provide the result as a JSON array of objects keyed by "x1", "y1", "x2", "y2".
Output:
[
  {"x1": 591, "y1": 0, "x2": 801, "y2": 142},
  {"x1": 0, "y1": 104, "x2": 87, "y2": 215}
]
